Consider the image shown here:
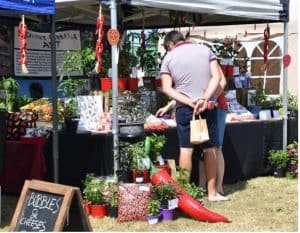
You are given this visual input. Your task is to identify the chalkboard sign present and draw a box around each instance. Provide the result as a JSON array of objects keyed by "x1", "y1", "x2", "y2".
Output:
[{"x1": 10, "y1": 180, "x2": 92, "y2": 232}]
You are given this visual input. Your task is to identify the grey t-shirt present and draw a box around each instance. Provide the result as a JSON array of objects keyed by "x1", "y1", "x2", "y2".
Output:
[{"x1": 160, "y1": 42, "x2": 216, "y2": 102}]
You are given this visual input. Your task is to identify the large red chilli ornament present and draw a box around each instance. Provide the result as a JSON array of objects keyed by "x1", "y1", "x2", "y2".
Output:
[
  {"x1": 94, "y1": 7, "x2": 105, "y2": 73},
  {"x1": 18, "y1": 15, "x2": 28, "y2": 74},
  {"x1": 150, "y1": 165, "x2": 230, "y2": 223}
]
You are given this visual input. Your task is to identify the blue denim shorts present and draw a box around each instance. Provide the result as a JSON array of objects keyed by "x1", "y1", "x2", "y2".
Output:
[
  {"x1": 175, "y1": 105, "x2": 220, "y2": 149},
  {"x1": 216, "y1": 108, "x2": 227, "y2": 146}
]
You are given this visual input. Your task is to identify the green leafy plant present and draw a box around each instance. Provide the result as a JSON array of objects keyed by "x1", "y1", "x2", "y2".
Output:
[
  {"x1": 0, "y1": 76, "x2": 19, "y2": 112},
  {"x1": 82, "y1": 173, "x2": 96, "y2": 201},
  {"x1": 0, "y1": 102, "x2": 6, "y2": 111},
  {"x1": 279, "y1": 92, "x2": 298, "y2": 118},
  {"x1": 174, "y1": 167, "x2": 206, "y2": 202},
  {"x1": 211, "y1": 37, "x2": 241, "y2": 59},
  {"x1": 268, "y1": 149, "x2": 288, "y2": 169},
  {"x1": 58, "y1": 47, "x2": 95, "y2": 79},
  {"x1": 147, "y1": 133, "x2": 166, "y2": 163},
  {"x1": 250, "y1": 82, "x2": 267, "y2": 106},
  {"x1": 17, "y1": 95, "x2": 33, "y2": 109},
  {"x1": 57, "y1": 77, "x2": 86, "y2": 117},
  {"x1": 286, "y1": 141, "x2": 298, "y2": 178},
  {"x1": 106, "y1": 182, "x2": 118, "y2": 207},
  {"x1": 128, "y1": 141, "x2": 147, "y2": 170},
  {"x1": 83, "y1": 177, "x2": 107, "y2": 205},
  {"x1": 153, "y1": 182, "x2": 178, "y2": 206},
  {"x1": 147, "y1": 199, "x2": 161, "y2": 216},
  {"x1": 119, "y1": 37, "x2": 138, "y2": 77}
]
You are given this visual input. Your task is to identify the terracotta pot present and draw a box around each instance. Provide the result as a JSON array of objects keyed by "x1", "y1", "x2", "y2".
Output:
[
  {"x1": 220, "y1": 65, "x2": 227, "y2": 76},
  {"x1": 127, "y1": 78, "x2": 139, "y2": 91},
  {"x1": 90, "y1": 203, "x2": 108, "y2": 218},
  {"x1": 226, "y1": 65, "x2": 234, "y2": 77},
  {"x1": 118, "y1": 78, "x2": 128, "y2": 91},
  {"x1": 155, "y1": 79, "x2": 162, "y2": 89},
  {"x1": 83, "y1": 200, "x2": 90, "y2": 214},
  {"x1": 100, "y1": 78, "x2": 112, "y2": 91},
  {"x1": 132, "y1": 169, "x2": 150, "y2": 183}
]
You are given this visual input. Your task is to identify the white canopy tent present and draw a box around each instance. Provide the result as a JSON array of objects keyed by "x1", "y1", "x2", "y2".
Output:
[{"x1": 54, "y1": 0, "x2": 290, "y2": 174}]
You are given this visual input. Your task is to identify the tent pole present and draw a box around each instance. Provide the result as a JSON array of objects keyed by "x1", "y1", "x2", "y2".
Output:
[
  {"x1": 50, "y1": 14, "x2": 59, "y2": 183},
  {"x1": 282, "y1": 22, "x2": 288, "y2": 150},
  {"x1": 110, "y1": 0, "x2": 119, "y2": 173}
]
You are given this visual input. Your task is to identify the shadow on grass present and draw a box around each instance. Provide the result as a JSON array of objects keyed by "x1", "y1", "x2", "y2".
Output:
[
  {"x1": 224, "y1": 180, "x2": 248, "y2": 195},
  {"x1": 0, "y1": 193, "x2": 18, "y2": 230}
]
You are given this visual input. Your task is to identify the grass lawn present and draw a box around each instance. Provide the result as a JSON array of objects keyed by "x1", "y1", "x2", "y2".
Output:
[{"x1": 0, "y1": 176, "x2": 298, "y2": 232}]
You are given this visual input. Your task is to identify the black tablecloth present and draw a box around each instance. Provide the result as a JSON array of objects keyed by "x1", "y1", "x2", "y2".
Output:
[
  {"x1": 44, "y1": 119, "x2": 298, "y2": 188},
  {"x1": 44, "y1": 132, "x2": 114, "y2": 188}
]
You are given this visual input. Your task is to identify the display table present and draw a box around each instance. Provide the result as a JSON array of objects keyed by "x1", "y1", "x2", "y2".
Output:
[
  {"x1": 0, "y1": 139, "x2": 47, "y2": 194},
  {"x1": 43, "y1": 118, "x2": 297, "y2": 188}
]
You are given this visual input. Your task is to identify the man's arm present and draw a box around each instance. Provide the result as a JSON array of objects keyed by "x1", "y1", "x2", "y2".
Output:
[
  {"x1": 194, "y1": 60, "x2": 221, "y2": 112},
  {"x1": 213, "y1": 64, "x2": 227, "y2": 98},
  {"x1": 161, "y1": 73, "x2": 194, "y2": 108}
]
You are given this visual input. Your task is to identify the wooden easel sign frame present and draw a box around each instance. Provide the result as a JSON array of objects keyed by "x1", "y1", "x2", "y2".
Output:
[{"x1": 10, "y1": 180, "x2": 92, "y2": 232}]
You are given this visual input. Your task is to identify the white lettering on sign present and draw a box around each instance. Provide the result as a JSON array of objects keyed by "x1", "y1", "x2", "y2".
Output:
[
  {"x1": 19, "y1": 208, "x2": 46, "y2": 232},
  {"x1": 27, "y1": 192, "x2": 62, "y2": 214}
]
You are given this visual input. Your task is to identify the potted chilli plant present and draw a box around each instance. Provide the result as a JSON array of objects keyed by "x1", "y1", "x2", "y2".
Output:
[
  {"x1": 83, "y1": 178, "x2": 109, "y2": 218},
  {"x1": 117, "y1": 141, "x2": 133, "y2": 183},
  {"x1": 147, "y1": 199, "x2": 161, "y2": 224},
  {"x1": 57, "y1": 77, "x2": 86, "y2": 133},
  {"x1": 106, "y1": 181, "x2": 119, "y2": 218},
  {"x1": 145, "y1": 134, "x2": 170, "y2": 175},
  {"x1": 129, "y1": 141, "x2": 150, "y2": 183},
  {"x1": 268, "y1": 149, "x2": 288, "y2": 177},
  {"x1": 154, "y1": 182, "x2": 179, "y2": 221},
  {"x1": 82, "y1": 173, "x2": 97, "y2": 214}
]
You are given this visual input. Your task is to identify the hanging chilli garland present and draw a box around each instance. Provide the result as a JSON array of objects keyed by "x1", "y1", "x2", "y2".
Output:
[
  {"x1": 263, "y1": 24, "x2": 270, "y2": 71},
  {"x1": 94, "y1": 4, "x2": 105, "y2": 73},
  {"x1": 140, "y1": 10, "x2": 146, "y2": 71},
  {"x1": 19, "y1": 15, "x2": 29, "y2": 74}
]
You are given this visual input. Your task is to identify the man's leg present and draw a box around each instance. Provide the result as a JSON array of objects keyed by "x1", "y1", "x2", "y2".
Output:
[
  {"x1": 203, "y1": 148, "x2": 217, "y2": 198},
  {"x1": 179, "y1": 147, "x2": 193, "y2": 173},
  {"x1": 216, "y1": 148, "x2": 225, "y2": 194},
  {"x1": 198, "y1": 159, "x2": 206, "y2": 189}
]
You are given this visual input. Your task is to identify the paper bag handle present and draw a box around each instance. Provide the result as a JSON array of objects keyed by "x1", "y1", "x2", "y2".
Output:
[{"x1": 192, "y1": 112, "x2": 202, "y2": 121}]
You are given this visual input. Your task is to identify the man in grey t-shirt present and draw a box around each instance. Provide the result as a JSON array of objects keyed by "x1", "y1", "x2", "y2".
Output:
[{"x1": 160, "y1": 30, "x2": 228, "y2": 202}]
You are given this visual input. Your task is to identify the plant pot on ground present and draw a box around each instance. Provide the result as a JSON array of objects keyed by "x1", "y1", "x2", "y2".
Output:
[
  {"x1": 268, "y1": 149, "x2": 288, "y2": 178},
  {"x1": 106, "y1": 181, "x2": 119, "y2": 218},
  {"x1": 153, "y1": 181, "x2": 179, "y2": 221},
  {"x1": 147, "y1": 199, "x2": 161, "y2": 224},
  {"x1": 83, "y1": 176, "x2": 109, "y2": 218}
]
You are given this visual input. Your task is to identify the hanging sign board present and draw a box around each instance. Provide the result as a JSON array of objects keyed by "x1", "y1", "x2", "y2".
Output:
[
  {"x1": 10, "y1": 180, "x2": 92, "y2": 232},
  {"x1": 107, "y1": 29, "x2": 120, "y2": 46}
]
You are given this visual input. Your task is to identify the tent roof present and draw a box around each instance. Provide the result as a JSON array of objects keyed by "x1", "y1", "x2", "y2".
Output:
[
  {"x1": 54, "y1": 0, "x2": 289, "y2": 28},
  {"x1": 0, "y1": 0, "x2": 55, "y2": 15}
]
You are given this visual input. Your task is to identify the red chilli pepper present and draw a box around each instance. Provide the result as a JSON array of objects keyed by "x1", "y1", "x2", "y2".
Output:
[{"x1": 150, "y1": 166, "x2": 230, "y2": 223}]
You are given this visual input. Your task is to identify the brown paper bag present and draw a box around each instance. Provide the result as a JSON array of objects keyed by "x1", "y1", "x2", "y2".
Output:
[{"x1": 190, "y1": 112, "x2": 210, "y2": 144}]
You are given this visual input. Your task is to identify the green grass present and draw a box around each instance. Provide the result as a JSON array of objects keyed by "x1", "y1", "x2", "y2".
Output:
[{"x1": 1, "y1": 176, "x2": 298, "y2": 232}]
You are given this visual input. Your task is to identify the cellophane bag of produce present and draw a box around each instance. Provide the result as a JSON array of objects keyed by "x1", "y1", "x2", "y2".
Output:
[{"x1": 117, "y1": 183, "x2": 152, "y2": 222}]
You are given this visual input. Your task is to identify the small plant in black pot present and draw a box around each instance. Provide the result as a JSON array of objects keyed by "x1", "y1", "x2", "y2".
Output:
[
  {"x1": 268, "y1": 149, "x2": 288, "y2": 177},
  {"x1": 106, "y1": 182, "x2": 119, "y2": 218}
]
